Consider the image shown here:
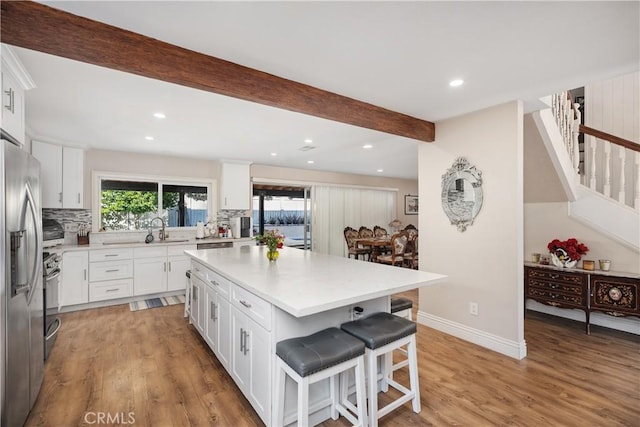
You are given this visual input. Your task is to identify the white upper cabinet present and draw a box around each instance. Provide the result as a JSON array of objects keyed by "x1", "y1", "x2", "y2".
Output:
[
  {"x1": 32, "y1": 141, "x2": 84, "y2": 208},
  {"x1": 1, "y1": 44, "x2": 35, "y2": 146},
  {"x1": 220, "y1": 161, "x2": 251, "y2": 210}
]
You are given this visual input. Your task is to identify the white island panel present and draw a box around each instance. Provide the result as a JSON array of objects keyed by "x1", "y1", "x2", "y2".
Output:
[{"x1": 185, "y1": 245, "x2": 447, "y2": 317}]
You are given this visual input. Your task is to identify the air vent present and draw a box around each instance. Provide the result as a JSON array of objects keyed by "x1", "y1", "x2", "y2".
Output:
[{"x1": 298, "y1": 145, "x2": 316, "y2": 152}]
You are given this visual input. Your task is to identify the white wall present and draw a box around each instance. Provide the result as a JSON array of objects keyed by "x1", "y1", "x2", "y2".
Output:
[{"x1": 418, "y1": 101, "x2": 526, "y2": 359}]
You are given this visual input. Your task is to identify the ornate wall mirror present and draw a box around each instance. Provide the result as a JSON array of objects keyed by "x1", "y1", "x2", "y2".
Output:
[{"x1": 441, "y1": 157, "x2": 483, "y2": 232}]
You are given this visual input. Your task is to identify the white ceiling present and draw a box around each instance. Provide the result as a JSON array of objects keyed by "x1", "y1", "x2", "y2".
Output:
[{"x1": 14, "y1": 1, "x2": 640, "y2": 179}]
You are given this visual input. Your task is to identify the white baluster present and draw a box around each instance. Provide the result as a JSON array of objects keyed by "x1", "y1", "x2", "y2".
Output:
[
  {"x1": 603, "y1": 141, "x2": 612, "y2": 197},
  {"x1": 589, "y1": 136, "x2": 597, "y2": 190},
  {"x1": 618, "y1": 147, "x2": 626, "y2": 204},
  {"x1": 634, "y1": 151, "x2": 640, "y2": 210}
]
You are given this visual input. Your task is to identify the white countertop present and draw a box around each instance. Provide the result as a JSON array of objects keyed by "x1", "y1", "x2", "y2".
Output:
[
  {"x1": 48, "y1": 236, "x2": 254, "y2": 252},
  {"x1": 186, "y1": 245, "x2": 447, "y2": 317}
]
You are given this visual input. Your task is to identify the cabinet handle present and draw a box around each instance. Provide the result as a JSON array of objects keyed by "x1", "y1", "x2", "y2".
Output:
[
  {"x1": 168, "y1": 262, "x2": 172, "y2": 272},
  {"x1": 105, "y1": 288, "x2": 119, "y2": 293},
  {"x1": 225, "y1": 197, "x2": 227, "y2": 206},
  {"x1": 192, "y1": 285, "x2": 197, "y2": 300},
  {"x1": 244, "y1": 330, "x2": 249, "y2": 355},
  {"x1": 550, "y1": 274, "x2": 559, "y2": 279},
  {"x1": 210, "y1": 280, "x2": 219, "y2": 287},
  {"x1": 210, "y1": 301, "x2": 215, "y2": 320},
  {"x1": 77, "y1": 193, "x2": 80, "y2": 203},
  {"x1": 83, "y1": 269, "x2": 87, "y2": 281},
  {"x1": 163, "y1": 262, "x2": 167, "y2": 272},
  {"x1": 59, "y1": 192, "x2": 63, "y2": 203},
  {"x1": 240, "y1": 328, "x2": 245, "y2": 352},
  {"x1": 105, "y1": 269, "x2": 120, "y2": 273},
  {"x1": 104, "y1": 254, "x2": 118, "y2": 257},
  {"x1": 239, "y1": 300, "x2": 252, "y2": 309}
]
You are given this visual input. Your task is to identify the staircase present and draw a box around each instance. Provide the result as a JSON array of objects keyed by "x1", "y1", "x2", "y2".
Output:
[{"x1": 531, "y1": 90, "x2": 640, "y2": 251}]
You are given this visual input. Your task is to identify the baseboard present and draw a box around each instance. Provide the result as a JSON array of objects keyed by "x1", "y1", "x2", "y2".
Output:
[
  {"x1": 417, "y1": 311, "x2": 527, "y2": 360},
  {"x1": 526, "y1": 300, "x2": 640, "y2": 335}
]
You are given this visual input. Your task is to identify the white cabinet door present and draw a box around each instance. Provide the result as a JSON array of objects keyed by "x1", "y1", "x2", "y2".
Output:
[
  {"x1": 220, "y1": 162, "x2": 250, "y2": 210},
  {"x1": 189, "y1": 276, "x2": 205, "y2": 334},
  {"x1": 61, "y1": 251, "x2": 89, "y2": 306},
  {"x1": 32, "y1": 141, "x2": 84, "y2": 208},
  {"x1": 62, "y1": 147, "x2": 83, "y2": 208},
  {"x1": 167, "y1": 256, "x2": 190, "y2": 291},
  {"x1": 247, "y1": 318, "x2": 271, "y2": 422},
  {"x1": 204, "y1": 285, "x2": 218, "y2": 349},
  {"x1": 1, "y1": 70, "x2": 25, "y2": 145},
  {"x1": 32, "y1": 141, "x2": 63, "y2": 208},
  {"x1": 217, "y1": 294, "x2": 231, "y2": 369},
  {"x1": 230, "y1": 305, "x2": 249, "y2": 390},
  {"x1": 133, "y1": 257, "x2": 168, "y2": 296}
]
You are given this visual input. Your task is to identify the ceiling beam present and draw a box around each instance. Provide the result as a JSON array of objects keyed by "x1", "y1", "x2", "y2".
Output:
[{"x1": 1, "y1": 1, "x2": 435, "y2": 142}]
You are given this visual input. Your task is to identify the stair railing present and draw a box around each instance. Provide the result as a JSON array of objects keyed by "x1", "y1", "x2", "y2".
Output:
[{"x1": 551, "y1": 91, "x2": 640, "y2": 210}]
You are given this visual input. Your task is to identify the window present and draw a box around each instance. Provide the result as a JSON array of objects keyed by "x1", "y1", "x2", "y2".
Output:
[{"x1": 95, "y1": 173, "x2": 213, "y2": 232}]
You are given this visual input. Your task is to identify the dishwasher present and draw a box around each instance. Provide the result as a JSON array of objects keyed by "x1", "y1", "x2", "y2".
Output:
[{"x1": 196, "y1": 241, "x2": 234, "y2": 250}]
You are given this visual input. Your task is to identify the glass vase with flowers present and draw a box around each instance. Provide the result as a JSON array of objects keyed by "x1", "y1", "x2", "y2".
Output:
[{"x1": 255, "y1": 230, "x2": 285, "y2": 261}]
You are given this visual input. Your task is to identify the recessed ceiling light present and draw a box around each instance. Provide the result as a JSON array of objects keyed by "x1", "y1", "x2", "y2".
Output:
[
  {"x1": 363, "y1": 144, "x2": 373, "y2": 149},
  {"x1": 153, "y1": 112, "x2": 166, "y2": 119},
  {"x1": 377, "y1": 169, "x2": 384, "y2": 173},
  {"x1": 145, "y1": 136, "x2": 154, "y2": 141},
  {"x1": 304, "y1": 139, "x2": 313, "y2": 144},
  {"x1": 270, "y1": 152, "x2": 277, "y2": 156},
  {"x1": 307, "y1": 160, "x2": 315, "y2": 164},
  {"x1": 449, "y1": 79, "x2": 464, "y2": 87}
]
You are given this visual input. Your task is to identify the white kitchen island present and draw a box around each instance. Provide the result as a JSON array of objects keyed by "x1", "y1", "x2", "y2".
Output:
[{"x1": 185, "y1": 245, "x2": 446, "y2": 427}]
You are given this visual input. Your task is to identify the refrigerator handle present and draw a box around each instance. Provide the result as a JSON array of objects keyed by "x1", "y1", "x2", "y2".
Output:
[
  {"x1": 10, "y1": 230, "x2": 28, "y2": 296},
  {"x1": 24, "y1": 182, "x2": 42, "y2": 303}
]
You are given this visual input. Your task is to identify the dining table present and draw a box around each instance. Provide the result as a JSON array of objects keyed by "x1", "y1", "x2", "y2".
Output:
[{"x1": 354, "y1": 236, "x2": 392, "y2": 262}]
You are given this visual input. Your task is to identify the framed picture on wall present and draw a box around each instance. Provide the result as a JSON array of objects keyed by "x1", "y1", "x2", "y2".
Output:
[{"x1": 404, "y1": 195, "x2": 418, "y2": 215}]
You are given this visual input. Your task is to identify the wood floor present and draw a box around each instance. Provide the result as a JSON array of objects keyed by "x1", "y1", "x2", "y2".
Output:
[{"x1": 27, "y1": 291, "x2": 639, "y2": 426}]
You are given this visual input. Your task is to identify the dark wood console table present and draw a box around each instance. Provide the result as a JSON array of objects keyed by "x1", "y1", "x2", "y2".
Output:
[{"x1": 524, "y1": 262, "x2": 640, "y2": 334}]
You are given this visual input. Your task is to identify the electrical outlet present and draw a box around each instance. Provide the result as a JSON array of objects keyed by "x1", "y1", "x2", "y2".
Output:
[{"x1": 469, "y1": 302, "x2": 479, "y2": 316}]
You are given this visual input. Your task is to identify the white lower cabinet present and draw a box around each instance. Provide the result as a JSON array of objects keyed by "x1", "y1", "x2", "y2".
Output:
[
  {"x1": 61, "y1": 251, "x2": 89, "y2": 306},
  {"x1": 189, "y1": 275, "x2": 205, "y2": 334},
  {"x1": 133, "y1": 257, "x2": 168, "y2": 295},
  {"x1": 204, "y1": 281, "x2": 231, "y2": 369},
  {"x1": 191, "y1": 260, "x2": 271, "y2": 425},
  {"x1": 89, "y1": 248, "x2": 134, "y2": 302},
  {"x1": 229, "y1": 306, "x2": 271, "y2": 421},
  {"x1": 167, "y1": 256, "x2": 191, "y2": 291}
]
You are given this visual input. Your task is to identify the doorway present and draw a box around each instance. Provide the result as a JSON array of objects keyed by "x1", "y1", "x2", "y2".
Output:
[{"x1": 252, "y1": 184, "x2": 311, "y2": 250}]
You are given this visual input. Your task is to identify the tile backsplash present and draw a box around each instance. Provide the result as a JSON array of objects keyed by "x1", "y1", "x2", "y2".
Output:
[{"x1": 43, "y1": 208, "x2": 92, "y2": 245}]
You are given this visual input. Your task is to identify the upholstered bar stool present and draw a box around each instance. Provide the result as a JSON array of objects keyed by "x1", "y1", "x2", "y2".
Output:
[
  {"x1": 391, "y1": 296, "x2": 413, "y2": 320},
  {"x1": 341, "y1": 312, "x2": 421, "y2": 427},
  {"x1": 274, "y1": 327, "x2": 368, "y2": 427}
]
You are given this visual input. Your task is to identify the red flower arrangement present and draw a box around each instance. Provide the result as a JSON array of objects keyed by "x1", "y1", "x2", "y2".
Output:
[{"x1": 547, "y1": 238, "x2": 589, "y2": 262}]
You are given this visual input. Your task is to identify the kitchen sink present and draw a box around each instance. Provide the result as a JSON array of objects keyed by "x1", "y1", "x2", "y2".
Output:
[{"x1": 102, "y1": 241, "x2": 141, "y2": 245}]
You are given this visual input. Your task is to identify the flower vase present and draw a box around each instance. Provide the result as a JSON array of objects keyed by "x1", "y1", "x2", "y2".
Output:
[
  {"x1": 266, "y1": 248, "x2": 279, "y2": 261},
  {"x1": 550, "y1": 251, "x2": 577, "y2": 268}
]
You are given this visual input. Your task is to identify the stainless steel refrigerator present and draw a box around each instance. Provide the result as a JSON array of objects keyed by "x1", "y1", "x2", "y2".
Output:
[{"x1": 1, "y1": 139, "x2": 44, "y2": 426}]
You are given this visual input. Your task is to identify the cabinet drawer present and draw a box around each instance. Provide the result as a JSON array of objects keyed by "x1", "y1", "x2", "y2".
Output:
[
  {"x1": 90, "y1": 259, "x2": 133, "y2": 281},
  {"x1": 168, "y1": 244, "x2": 196, "y2": 256},
  {"x1": 90, "y1": 278, "x2": 133, "y2": 302},
  {"x1": 526, "y1": 267, "x2": 585, "y2": 285},
  {"x1": 90, "y1": 248, "x2": 133, "y2": 262},
  {"x1": 134, "y1": 246, "x2": 167, "y2": 258},
  {"x1": 591, "y1": 275, "x2": 640, "y2": 315},
  {"x1": 527, "y1": 286, "x2": 585, "y2": 307},
  {"x1": 231, "y1": 284, "x2": 272, "y2": 331},
  {"x1": 527, "y1": 278, "x2": 584, "y2": 296},
  {"x1": 192, "y1": 261, "x2": 230, "y2": 299}
]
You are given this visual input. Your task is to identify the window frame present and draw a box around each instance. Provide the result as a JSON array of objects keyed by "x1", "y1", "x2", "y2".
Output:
[{"x1": 92, "y1": 171, "x2": 215, "y2": 233}]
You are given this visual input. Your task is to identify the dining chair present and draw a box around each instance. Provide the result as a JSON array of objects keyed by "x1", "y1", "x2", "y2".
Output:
[
  {"x1": 358, "y1": 226, "x2": 374, "y2": 239},
  {"x1": 344, "y1": 226, "x2": 371, "y2": 261},
  {"x1": 377, "y1": 231, "x2": 409, "y2": 266},
  {"x1": 373, "y1": 226, "x2": 391, "y2": 254},
  {"x1": 403, "y1": 233, "x2": 419, "y2": 269}
]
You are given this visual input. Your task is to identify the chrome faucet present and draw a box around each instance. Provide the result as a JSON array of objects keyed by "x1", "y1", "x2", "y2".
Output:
[{"x1": 150, "y1": 217, "x2": 168, "y2": 241}]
